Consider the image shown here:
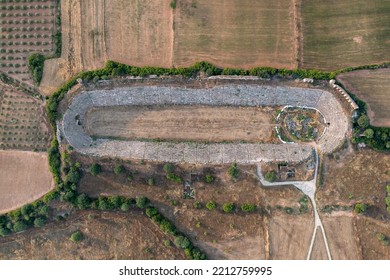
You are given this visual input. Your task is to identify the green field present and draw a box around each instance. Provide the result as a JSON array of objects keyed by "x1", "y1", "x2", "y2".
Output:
[{"x1": 301, "y1": 0, "x2": 390, "y2": 71}]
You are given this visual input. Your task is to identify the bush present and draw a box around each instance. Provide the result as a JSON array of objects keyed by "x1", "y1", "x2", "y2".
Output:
[
  {"x1": 265, "y1": 171, "x2": 277, "y2": 182},
  {"x1": 76, "y1": 193, "x2": 90, "y2": 210},
  {"x1": 222, "y1": 203, "x2": 235, "y2": 213},
  {"x1": 13, "y1": 221, "x2": 28, "y2": 232},
  {"x1": 89, "y1": 163, "x2": 101, "y2": 176},
  {"x1": 147, "y1": 177, "x2": 155, "y2": 186},
  {"x1": 354, "y1": 203, "x2": 368, "y2": 214},
  {"x1": 357, "y1": 115, "x2": 369, "y2": 128},
  {"x1": 174, "y1": 235, "x2": 192, "y2": 249},
  {"x1": 206, "y1": 200, "x2": 216, "y2": 211},
  {"x1": 0, "y1": 227, "x2": 10, "y2": 237},
  {"x1": 163, "y1": 163, "x2": 174, "y2": 173},
  {"x1": 227, "y1": 163, "x2": 239, "y2": 180},
  {"x1": 136, "y1": 196, "x2": 148, "y2": 209},
  {"x1": 166, "y1": 172, "x2": 182, "y2": 183},
  {"x1": 145, "y1": 207, "x2": 158, "y2": 218},
  {"x1": 170, "y1": 0, "x2": 177, "y2": 9},
  {"x1": 120, "y1": 202, "x2": 130, "y2": 212},
  {"x1": 27, "y1": 53, "x2": 45, "y2": 85},
  {"x1": 241, "y1": 203, "x2": 257, "y2": 213},
  {"x1": 193, "y1": 201, "x2": 202, "y2": 209},
  {"x1": 113, "y1": 164, "x2": 125, "y2": 175},
  {"x1": 70, "y1": 230, "x2": 83, "y2": 242},
  {"x1": 33, "y1": 217, "x2": 46, "y2": 228},
  {"x1": 386, "y1": 185, "x2": 390, "y2": 194},
  {"x1": 164, "y1": 239, "x2": 171, "y2": 247},
  {"x1": 204, "y1": 174, "x2": 214, "y2": 184}
]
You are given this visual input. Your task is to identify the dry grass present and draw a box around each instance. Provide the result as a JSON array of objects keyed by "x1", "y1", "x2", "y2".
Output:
[
  {"x1": 85, "y1": 105, "x2": 277, "y2": 143},
  {"x1": 0, "y1": 150, "x2": 54, "y2": 214},
  {"x1": 173, "y1": 0, "x2": 295, "y2": 69},
  {"x1": 0, "y1": 210, "x2": 185, "y2": 260},
  {"x1": 337, "y1": 69, "x2": 390, "y2": 127},
  {"x1": 301, "y1": 0, "x2": 390, "y2": 70}
]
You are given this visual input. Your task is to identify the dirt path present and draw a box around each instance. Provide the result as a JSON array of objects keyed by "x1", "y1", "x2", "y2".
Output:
[{"x1": 257, "y1": 149, "x2": 332, "y2": 260}]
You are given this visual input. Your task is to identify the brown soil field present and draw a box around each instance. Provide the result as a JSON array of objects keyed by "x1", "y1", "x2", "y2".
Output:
[
  {"x1": 268, "y1": 211, "x2": 313, "y2": 259},
  {"x1": 85, "y1": 105, "x2": 277, "y2": 143},
  {"x1": 0, "y1": 82, "x2": 51, "y2": 151},
  {"x1": 309, "y1": 227, "x2": 327, "y2": 260},
  {"x1": 40, "y1": 0, "x2": 173, "y2": 95},
  {"x1": 173, "y1": 0, "x2": 295, "y2": 69},
  {"x1": 301, "y1": 0, "x2": 390, "y2": 70},
  {"x1": 321, "y1": 214, "x2": 361, "y2": 260},
  {"x1": 0, "y1": 0, "x2": 57, "y2": 86},
  {"x1": 337, "y1": 69, "x2": 390, "y2": 127},
  {"x1": 355, "y1": 216, "x2": 390, "y2": 260},
  {"x1": 0, "y1": 150, "x2": 54, "y2": 214},
  {"x1": 72, "y1": 152, "x2": 308, "y2": 259},
  {"x1": 317, "y1": 145, "x2": 390, "y2": 213},
  {"x1": 0, "y1": 210, "x2": 185, "y2": 260}
]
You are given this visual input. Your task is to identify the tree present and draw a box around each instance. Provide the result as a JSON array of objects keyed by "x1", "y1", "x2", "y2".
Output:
[
  {"x1": 113, "y1": 164, "x2": 125, "y2": 175},
  {"x1": 136, "y1": 196, "x2": 148, "y2": 209},
  {"x1": 241, "y1": 203, "x2": 256, "y2": 213},
  {"x1": 70, "y1": 230, "x2": 83, "y2": 242},
  {"x1": 13, "y1": 221, "x2": 28, "y2": 232},
  {"x1": 364, "y1": 128, "x2": 374, "y2": 139},
  {"x1": 354, "y1": 203, "x2": 368, "y2": 214},
  {"x1": 27, "y1": 53, "x2": 45, "y2": 85},
  {"x1": 222, "y1": 203, "x2": 235, "y2": 213},
  {"x1": 0, "y1": 227, "x2": 10, "y2": 237},
  {"x1": 174, "y1": 235, "x2": 192, "y2": 249},
  {"x1": 357, "y1": 115, "x2": 369, "y2": 128},
  {"x1": 76, "y1": 193, "x2": 90, "y2": 210},
  {"x1": 120, "y1": 202, "x2": 130, "y2": 212},
  {"x1": 89, "y1": 163, "x2": 101, "y2": 176},
  {"x1": 206, "y1": 200, "x2": 216, "y2": 211},
  {"x1": 265, "y1": 171, "x2": 277, "y2": 182},
  {"x1": 145, "y1": 207, "x2": 158, "y2": 218}
]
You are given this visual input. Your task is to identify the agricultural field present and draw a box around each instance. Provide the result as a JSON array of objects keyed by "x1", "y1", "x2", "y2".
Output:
[
  {"x1": 0, "y1": 150, "x2": 54, "y2": 214},
  {"x1": 173, "y1": 0, "x2": 296, "y2": 69},
  {"x1": 0, "y1": 82, "x2": 50, "y2": 151},
  {"x1": 85, "y1": 105, "x2": 278, "y2": 144},
  {"x1": 0, "y1": 210, "x2": 186, "y2": 260},
  {"x1": 337, "y1": 69, "x2": 390, "y2": 127},
  {"x1": 0, "y1": 0, "x2": 58, "y2": 87},
  {"x1": 301, "y1": 0, "x2": 390, "y2": 70}
]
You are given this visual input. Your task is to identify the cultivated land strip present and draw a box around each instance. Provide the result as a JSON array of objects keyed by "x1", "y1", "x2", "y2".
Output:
[{"x1": 60, "y1": 85, "x2": 348, "y2": 163}]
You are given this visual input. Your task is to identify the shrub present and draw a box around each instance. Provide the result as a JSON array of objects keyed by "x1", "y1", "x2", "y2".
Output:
[
  {"x1": 193, "y1": 201, "x2": 202, "y2": 209},
  {"x1": 166, "y1": 172, "x2": 182, "y2": 183},
  {"x1": 13, "y1": 221, "x2": 28, "y2": 232},
  {"x1": 206, "y1": 200, "x2": 216, "y2": 211},
  {"x1": 163, "y1": 163, "x2": 174, "y2": 173},
  {"x1": 164, "y1": 239, "x2": 171, "y2": 247},
  {"x1": 70, "y1": 230, "x2": 83, "y2": 242},
  {"x1": 76, "y1": 193, "x2": 90, "y2": 210},
  {"x1": 386, "y1": 185, "x2": 390, "y2": 194},
  {"x1": 89, "y1": 163, "x2": 101, "y2": 176},
  {"x1": 354, "y1": 203, "x2": 368, "y2": 214},
  {"x1": 27, "y1": 53, "x2": 45, "y2": 85},
  {"x1": 170, "y1": 0, "x2": 177, "y2": 9},
  {"x1": 136, "y1": 196, "x2": 148, "y2": 209},
  {"x1": 0, "y1": 227, "x2": 10, "y2": 237},
  {"x1": 265, "y1": 171, "x2": 277, "y2": 182},
  {"x1": 33, "y1": 217, "x2": 46, "y2": 228},
  {"x1": 204, "y1": 174, "x2": 214, "y2": 184},
  {"x1": 227, "y1": 163, "x2": 239, "y2": 180},
  {"x1": 241, "y1": 203, "x2": 256, "y2": 213},
  {"x1": 364, "y1": 128, "x2": 374, "y2": 139},
  {"x1": 113, "y1": 164, "x2": 125, "y2": 175},
  {"x1": 145, "y1": 207, "x2": 158, "y2": 218},
  {"x1": 120, "y1": 202, "x2": 130, "y2": 212},
  {"x1": 222, "y1": 203, "x2": 235, "y2": 213},
  {"x1": 174, "y1": 235, "x2": 192, "y2": 249},
  {"x1": 357, "y1": 115, "x2": 369, "y2": 128},
  {"x1": 159, "y1": 219, "x2": 176, "y2": 234},
  {"x1": 147, "y1": 177, "x2": 155, "y2": 186}
]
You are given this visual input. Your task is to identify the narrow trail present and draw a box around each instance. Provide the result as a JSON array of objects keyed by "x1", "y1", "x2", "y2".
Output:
[{"x1": 256, "y1": 149, "x2": 332, "y2": 260}]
